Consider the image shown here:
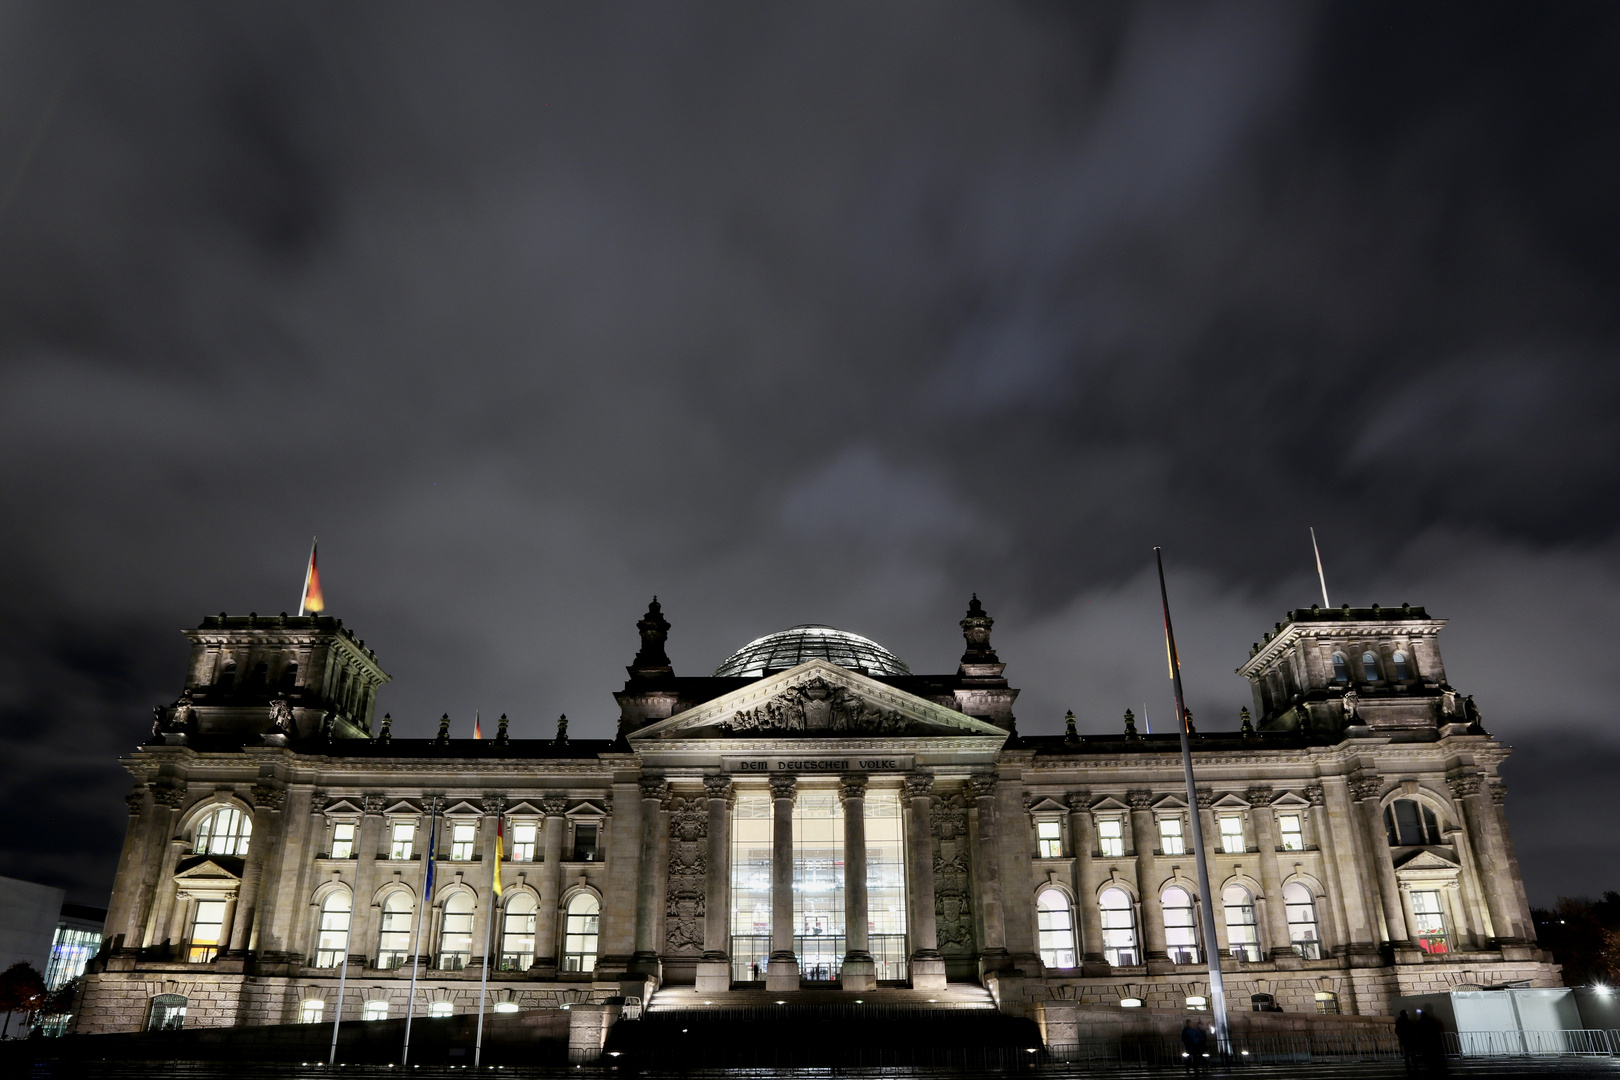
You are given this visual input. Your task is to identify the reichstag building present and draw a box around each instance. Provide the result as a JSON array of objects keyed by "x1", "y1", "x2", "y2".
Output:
[{"x1": 74, "y1": 595, "x2": 1557, "y2": 1036}]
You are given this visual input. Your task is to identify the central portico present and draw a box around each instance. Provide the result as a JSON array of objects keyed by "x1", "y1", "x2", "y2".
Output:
[{"x1": 627, "y1": 655, "x2": 1010, "y2": 994}]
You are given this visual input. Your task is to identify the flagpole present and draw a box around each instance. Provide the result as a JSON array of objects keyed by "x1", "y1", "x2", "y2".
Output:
[
  {"x1": 475, "y1": 814, "x2": 502, "y2": 1067},
  {"x1": 1310, "y1": 527, "x2": 1331, "y2": 608},
  {"x1": 402, "y1": 797, "x2": 439, "y2": 1066},
  {"x1": 328, "y1": 812, "x2": 361, "y2": 1066},
  {"x1": 299, "y1": 536, "x2": 317, "y2": 616},
  {"x1": 1154, "y1": 547, "x2": 1229, "y2": 1050}
]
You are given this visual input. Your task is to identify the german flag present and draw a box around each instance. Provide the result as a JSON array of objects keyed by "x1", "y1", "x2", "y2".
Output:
[{"x1": 299, "y1": 539, "x2": 324, "y2": 615}]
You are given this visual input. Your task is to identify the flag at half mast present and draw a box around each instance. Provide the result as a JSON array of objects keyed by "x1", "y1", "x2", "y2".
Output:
[{"x1": 299, "y1": 538, "x2": 324, "y2": 615}]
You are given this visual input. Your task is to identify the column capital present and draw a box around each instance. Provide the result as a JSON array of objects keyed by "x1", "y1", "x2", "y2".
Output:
[
  {"x1": 125, "y1": 789, "x2": 146, "y2": 815},
  {"x1": 361, "y1": 793, "x2": 388, "y2": 816},
  {"x1": 1303, "y1": 785, "x2": 1325, "y2": 807},
  {"x1": 639, "y1": 776, "x2": 670, "y2": 803},
  {"x1": 480, "y1": 794, "x2": 506, "y2": 816},
  {"x1": 251, "y1": 784, "x2": 287, "y2": 812},
  {"x1": 1196, "y1": 787, "x2": 1216, "y2": 810},
  {"x1": 540, "y1": 796, "x2": 569, "y2": 817},
  {"x1": 1447, "y1": 773, "x2": 1482, "y2": 799},
  {"x1": 903, "y1": 772, "x2": 934, "y2": 798},
  {"x1": 1348, "y1": 775, "x2": 1384, "y2": 802},
  {"x1": 150, "y1": 783, "x2": 185, "y2": 809},
  {"x1": 703, "y1": 774, "x2": 735, "y2": 803},
  {"x1": 1488, "y1": 781, "x2": 1507, "y2": 806},
  {"x1": 1245, "y1": 785, "x2": 1274, "y2": 806},
  {"x1": 768, "y1": 773, "x2": 797, "y2": 801},
  {"x1": 838, "y1": 773, "x2": 868, "y2": 804},
  {"x1": 966, "y1": 774, "x2": 997, "y2": 801},
  {"x1": 1065, "y1": 789, "x2": 1091, "y2": 812},
  {"x1": 1126, "y1": 789, "x2": 1154, "y2": 811}
]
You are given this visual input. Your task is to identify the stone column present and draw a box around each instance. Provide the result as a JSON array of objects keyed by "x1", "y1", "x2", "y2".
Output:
[
  {"x1": 697, "y1": 775, "x2": 734, "y2": 992},
  {"x1": 145, "y1": 835, "x2": 190, "y2": 956},
  {"x1": 1248, "y1": 787, "x2": 1295, "y2": 965},
  {"x1": 631, "y1": 777, "x2": 668, "y2": 976},
  {"x1": 471, "y1": 795, "x2": 504, "y2": 969},
  {"x1": 1351, "y1": 776, "x2": 1412, "y2": 951},
  {"x1": 347, "y1": 794, "x2": 386, "y2": 965},
  {"x1": 1195, "y1": 790, "x2": 1228, "y2": 957},
  {"x1": 1067, "y1": 791, "x2": 1106, "y2": 974},
  {"x1": 1451, "y1": 774, "x2": 1526, "y2": 945},
  {"x1": 1127, "y1": 791, "x2": 1169, "y2": 972},
  {"x1": 903, "y1": 772, "x2": 946, "y2": 989},
  {"x1": 1321, "y1": 779, "x2": 1381, "y2": 966},
  {"x1": 839, "y1": 774, "x2": 875, "y2": 990},
  {"x1": 968, "y1": 774, "x2": 1008, "y2": 975},
  {"x1": 1303, "y1": 786, "x2": 1347, "y2": 958},
  {"x1": 227, "y1": 785, "x2": 286, "y2": 955},
  {"x1": 765, "y1": 773, "x2": 799, "y2": 991},
  {"x1": 1445, "y1": 824, "x2": 1491, "y2": 948},
  {"x1": 534, "y1": 797, "x2": 568, "y2": 974}
]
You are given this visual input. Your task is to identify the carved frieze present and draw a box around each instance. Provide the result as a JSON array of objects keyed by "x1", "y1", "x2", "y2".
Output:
[
  {"x1": 664, "y1": 795, "x2": 708, "y2": 957},
  {"x1": 718, "y1": 678, "x2": 918, "y2": 735},
  {"x1": 931, "y1": 791, "x2": 974, "y2": 957}
]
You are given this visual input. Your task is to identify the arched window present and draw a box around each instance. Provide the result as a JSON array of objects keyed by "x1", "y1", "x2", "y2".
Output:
[
  {"x1": 1035, "y1": 889, "x2": 1076, "y2": 969},
  {"x1": 1383, "y1": 799, "x2": 1442, "y2": 846},
  {"x1": 562, "y1": 893, "x2": 600, "y2": 973},
  {"x1": 1332, "y1": 653, "x2": 1348, "y2": 683},
  {"x1": 187, "y1": 900, "x2": 227, "y2": 963},
  {"x1": 217, "y1": 660, "x2": 237, "y2": 690},
  {"x1": 377, "y1": 892, "x2": 414, "y2": 969},
  {"x1": 1098, "y1": 887, "x2": 1138, "y2": 967},
  {"x1": 438, "y1": 892, "x2": 475, "y2": 970},
  {"x1": 194, "y1": 806, "x2": 252, "y2": 857},
  {"x1": 500, "y1": 893, "x2": 537, "y2": 972},
  {"x1": 1161, "y1": 886, "x2": 1199, "y2": 964},
  {"x1": 314, "y1": 891, "x2": 352, "y2": 968},
  {"x1": 1362, "y1": 651, "x2": 1380, "y2": 682},
  {"x1": 1284, "y1": 882, "x2": 1321, "y2": 959},
  {"x1": 1391, "y1": 650, "x2": 1410, "y2": 681},
  {"x1": 1223, "y1": 885, "x2": 1260, "y2": 962},
  {"x1": 280, "y1": 661, "x2": 299, "y2": 689},
  {"x1": 147, "y1": 994, "x2": 187, "y2": 1032}
]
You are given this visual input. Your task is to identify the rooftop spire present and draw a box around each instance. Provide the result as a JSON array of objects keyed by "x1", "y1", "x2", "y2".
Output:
[
  {"x1": 958, "y1": 593, "x2": 1000, "y2": 666},
  {"x1": 628, "y1": 597, "x2": 673, "y2": 678}
]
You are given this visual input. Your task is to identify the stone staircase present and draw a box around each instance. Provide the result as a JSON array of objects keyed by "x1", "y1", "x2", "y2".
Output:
[{"x1": 646, "y1": 982, "x2": 997, "y2": 1012}]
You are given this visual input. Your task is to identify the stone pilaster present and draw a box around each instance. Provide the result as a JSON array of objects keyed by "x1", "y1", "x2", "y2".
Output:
[
  {"x1": 969, "y1": 775, "x2": 1008, "y2": 975},
  {"x1": 1127, "y1": 790, "x2": 1169, "y2": 972},
  {"x1": 1451, "y1": 774, "x2": 1528, "y2": 946},
  {"x1": 1248, "y1": 786, "x2": 1296, "y2": 966},
  {"x1": 1489, "y1": 781, "x2": 1537, "y2": 950},
  {"x1": 766, "y1": 773, "x2": 799, "y2": 990},
  {"x1": 533, "y1": 797, "x2": 568, "y2": 974},
  {"x1": 1067, "y1": 791, "x2": 1107, "y2": 974},
  {"x1": 347, "y1": 794, "x2": 386, "y2": 966},
  {"x1": 697, "y1": 775, "x2": 734, "y2": 992},
  {"x1": 630, "y1": 776, "x2": 668, "y2": 977},
  {"x1": 1350, "y1": 775, "x2": 1412, "y2": 954},
  {"x1": 470, "y1": 794, "x2": 504, "y2": 969},
  {"x1": 904, "y1": 772, "x2": 945, "y2": 989},
  {"x1": 106, "y1": 787, "x2": 152, "y2": 952},
  {"x1": 839, "y1": 774, "x2": 875, "y2": 990},
  {"x1": 227, "y1": 783, "x2": 286, "y2": 955},
  {"x1": 1195, "y1": 789, "x2": 1227, "y2": 957}
]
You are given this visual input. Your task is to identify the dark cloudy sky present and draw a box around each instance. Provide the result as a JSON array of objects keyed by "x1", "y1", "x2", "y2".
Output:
[{"x1": 1, "y1": 2, "x2": 1616, "y2": 908}]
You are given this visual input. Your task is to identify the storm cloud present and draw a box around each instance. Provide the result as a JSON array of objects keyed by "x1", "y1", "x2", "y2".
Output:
[{"x1": 1, "y1": 2, "x2": 1617, "y2": 906}]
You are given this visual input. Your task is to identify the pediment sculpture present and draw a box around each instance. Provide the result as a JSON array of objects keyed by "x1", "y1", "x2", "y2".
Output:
[{"x1": 717, "y1": 678, "x2": 918, "y2": 735}]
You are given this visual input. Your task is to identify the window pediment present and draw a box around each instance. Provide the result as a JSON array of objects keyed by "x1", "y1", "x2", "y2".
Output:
[
  {"x1": 440, "y1": 800, "x2": 485, "y2": 818},
  {"x1": 1024, "y1": 796, "x2": 1068, "y2": 814},
  {"x1": 1210, "y1": 794, "x2": 1251, "y2": 810},
  {"x1": 1089, "y1": 796, "x2": 1130, "y2": 813},
  {"x1": 321, "y1": 798, "x2": 364, "y2": 816},
  {"x1": 566, "y1": 801, "x2": 607, "y2": 820},
  {"x1": 174, "y1": 856, "x2": 244, "y2": 882},
  {"x1": 1393, "y1": 848, "x2": 1459, "y2": 873}
]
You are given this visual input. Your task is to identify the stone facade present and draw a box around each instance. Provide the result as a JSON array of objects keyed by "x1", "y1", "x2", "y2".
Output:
[{"x1": 76, "y1": 599, "x2": 1557, "y2": 1035}]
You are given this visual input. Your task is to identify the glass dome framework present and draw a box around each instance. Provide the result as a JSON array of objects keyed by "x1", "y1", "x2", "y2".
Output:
[{"x1": 712, "y1": 624, "x2": 911, "y2": 679}]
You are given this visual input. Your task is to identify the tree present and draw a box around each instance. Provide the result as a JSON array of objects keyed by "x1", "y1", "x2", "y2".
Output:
[
  {"x1": 1532, "y1": 892, "x2": 1620, "y2": 987},
  {"x1": 0, "y1": 962, "x2": 47, "y2": 1038}
]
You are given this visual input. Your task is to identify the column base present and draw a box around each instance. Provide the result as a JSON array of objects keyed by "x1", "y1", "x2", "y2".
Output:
[
  {"x1": 840, "y1": 953, "x2": 876, "y2": 991},
  {"x1": 765, "y1": 954, "x2": 800, "y2": 991},
  {"x1": 626, "y1": 951, "x2": 663, "y2": 979},
  {"x1": 696, "y1": 959, "x2": 732, "y2": 993},
  {"x1": 1269, "y1": 947, "x2": 1304, "y2": 970},
  {"x1": 1080, "y1": 956, "x2": 1112, "y2": 977},
  {"x1": 910, "y1": 954, "x2": 946, "y2": 991},
  {"x1": 1344, "y1": 943, "x2": 1385, "y2": 968},
  {"x1": 977, "y1": 948, "x2": 1012, "y2": 979}
]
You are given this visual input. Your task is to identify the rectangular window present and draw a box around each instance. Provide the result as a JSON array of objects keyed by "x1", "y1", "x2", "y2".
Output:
[
  {"x1": 1037, "y1": 820, "x2": 1064, "y2": 858},
  {"x1": 187, "y1": 900, "x2": 227, "y2": 963},
  {"x1": 330, "y1": 821, "x2": 356, "y2": 860},
  {"x1": 428, "y1": 1002, "x2": 452, "y2": 1018},
  {"x1": 865, "y1": 790, "x2": 908, "y2": 982},
  {"x1": 1411, "y1": 890, "x2": 1449, "y2": 955},
  {"x1": 1098, "y1": 819, "x2": 1124, "y2": 858},
  {"x1": 450, "y1": 823, "x2": 476, "y2": 861},
  {"x1": 794, "y1": 791, "x2": 845, "y2": 982},
  {"x1": 300, "y1": 1000, "x2": 324, "y2": 1024},
  {"x1": 571, "y1": 824, "x2": 598, "y2": 862},
  {"x1": 1220, "y1": 815, "x2": 1246, "y2": 854},
  {"x1": 510, "y1": 823, "x2": 538, "y2": 862},
  {"x1": 363, "y1": 1001, "x2": 388, "y2": 1021},
  {"x1": 1159, "y1": 817, "x2": 1185, "y2": 856},
  {"x1": 390, "y1": 823, "x2": 414, "y2": 860},
  {"x1": 1279, "y1": 814, "x2": 1304, "y2": 851},
  {"x1": 730, "y1": 792, "x2": 773, "y2": 983}
]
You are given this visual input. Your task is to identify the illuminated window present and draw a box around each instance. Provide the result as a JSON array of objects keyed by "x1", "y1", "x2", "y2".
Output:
[
  {"x1": 300, "y1": 999, "x2": 324, "y2": 1024},
  {"x1": 1362, "y1": 651, "x2": 1380, "y2": 682},
  {"x1": 571, "y1": 824, "x2": 599, "y2": 862},
  {"x1": 1219, "y1": 815, "x2": 1245, "y2": 854},
  {"x1": 377, "y1": 892, "x2": 413, "y2": 969},
  {"x1": 428, "y1": 1002, "x2": 452, "y2": 1018},
  {"x1": 1099, "y1": 887, "x2": 1138, "y2": 967},
  {"x1": 314, "y1": 890, "x2": 352, "y2": 968},
  {"x1": 1279, "y1": 814, "x2": 1304, "y2": 851},
  {"x1": 1223, "y1": 886, "x2": 1260, "y2": 962},
  {"x1": 450, "y1": 823, "x2": 476, "y2": 861},
  {"x1": 1285, "y1": 882, "x2": 1321, "y2": 959},
  {"x1": 500, "y1": 893, "x2": 537, "y2": 972},
  {"x1": 1186, "y1": 995, "x2": 1208, "y2": 1011},
  {"x1": 195, "y1": 806, "x2": 252, "y2": 857},
  {"x1": 1098, "y1": 818, "x2": 1125, "y2": 858},
  {"x1": 562, "y1": 893, "x2": 599, "y2": 973},
  {"x1": 1162, "y1": 886, "x2": 1198, "y2": 964},
  {"x1": 1384, "y1": 800, "x2": 1442, "y2": 846},
  {"x1": 147, "y1": 994, "x2": 187, "y2": 1031},
  {"x1": 510, "y1": 823, "x2": 537, "y2": 862},
  {"x1": 390, "y1": 822, "x2": 415, "y2": 860},
  {"x1": 864, "y1": 790, "x2": 909, "y2": 982},
  {"x1": 1392, "y1": 650, "x2": 1410, "y2": 681},
  {"x1": 1120, "y1": 997, "x2": 1143, "y2": 1008},
  {"x1": 1332, "y1": 653, "x2": 1348, "y2": 683},
  {"x1": 1315, "y1": 991, "x2": 1340, "y2": 1014},
  {"x1": 1036, "y1": 889, "x2": 1076, "y2": 969},
  {"x1": 1411, "y1": 890, "x2": 1449, "y2": 955},
  {"x1": 330, "y1": 821, "x2": 356, "y2": 860},
  {"x1": 363, "y1": 1000, "x2": 388, "y2": 1021},
  {"x1": 793, "y1": 791, "x2": 844, "y2": 981},
  {"x1": 187, "y1": 900, "x2": 226, "y2": 963},
  {"x1": 1037, "y1": 820, "x2": 1064, "y2": 859},
  {"x1": 730, "y1": 792, "x2": 773, "y2": 982},
  {"x1": 438, "y1": 892, "x2": 474, "y2": 970},
  {"x1": 1160, "y1": 817, "x2": 1185, "y2": 856}
]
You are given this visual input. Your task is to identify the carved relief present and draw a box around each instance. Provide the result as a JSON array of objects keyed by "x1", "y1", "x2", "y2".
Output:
[
  {"x1": 719, "y1": 678, "x2": 918, "y2": 735},
  {"x1": 1348, "y1": 775, "x2": 1383, "y2": 802},
  {"x1": 931, "y1": 791, "x2": 974, "y2": 957},
  {"x1": 251, "y1": 784, "x2": 286, "y2": 812},
  {"x1": 1447, "y1": 774, "x2": 1482, "y2": 800},
  {"x1": 664, "y1": 795, "x2": 708, "y2": 957},
  {"x1": 639, "y1": 776, "x2": 669, "y2": 803},
  {"x1": 1303, "y1": 785, "x2": 1325, "y2": 807},
  {"x1": 150, "y1": 784, "x2": 185, "y2": 809}
]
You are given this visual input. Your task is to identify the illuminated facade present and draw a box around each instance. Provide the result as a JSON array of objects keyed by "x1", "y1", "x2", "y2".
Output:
[{"x1": 74, "y1": 597, "x2": 1557, "y2": 1035}]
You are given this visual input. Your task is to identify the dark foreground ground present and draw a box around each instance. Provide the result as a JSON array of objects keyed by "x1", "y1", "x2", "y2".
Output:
[{"x1": 11, "y1": 1058, "x2": 1620, "y2": 1080}]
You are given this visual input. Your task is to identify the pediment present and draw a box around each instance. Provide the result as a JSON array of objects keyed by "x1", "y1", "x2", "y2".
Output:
[
  {"x1": 1271, "y1": 792, "x2": 1312, "y2": 809},
  {"x1": 1089, "y1": 796, "x2": 1130, "y2": 812},
  {"x1": 1211, "y1": 793, "x2": 1252, "y2": 810},
  {"x1": 321, "y1": 798, "x2": 364, "y2": 816},
  {"x1": 441, "y1": 800, "x2": 485, "y2": 818},
  {"x1": 566, "y1": 801, "x2": 607, "y2": 819},
  {"x1": 631, "y1": 660, "x2": 1009, "y2": 740},
  {"x1": 1393, "y1": 848, "x2": 1460, "y2": 872},
  {"x1": 1152, "y1": 794, "x2": 1188, "y2": 811},
  {"x1": 383, "y1": 799, "x2": 423, "y2": 816},
  {"x1": 504, "y1": 800, "x2": 545, "y2": 817},
  {"x1": 1024, "y1": 797, "x2": 1069, "y2": 814},
  {"x1": 175, "y1": 857, "x2": 242, "y2": 883}
]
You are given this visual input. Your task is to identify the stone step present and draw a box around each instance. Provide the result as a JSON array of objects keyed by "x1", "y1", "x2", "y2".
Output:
[{"x1": 646, "y1": 983, "x2": 996, "y2": 1011}]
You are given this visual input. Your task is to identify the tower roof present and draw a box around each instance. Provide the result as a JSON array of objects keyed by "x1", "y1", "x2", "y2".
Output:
[{"x1": 711, "y1": 624, "x2": 911, "y2": 679}]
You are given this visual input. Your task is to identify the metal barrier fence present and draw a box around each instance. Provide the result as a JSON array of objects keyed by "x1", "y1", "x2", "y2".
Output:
[
  {"x1": 1448, "y1": 1028, "x2": 1620, "y2": 1056},
  {"x1": 1046, "y1": 1033, "x2": 1401, "y2": 1068}
]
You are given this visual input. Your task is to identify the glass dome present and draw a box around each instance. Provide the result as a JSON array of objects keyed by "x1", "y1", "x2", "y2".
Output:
[{"x1": 712, "y1": 624, "x2": 911, "y2": 679}]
